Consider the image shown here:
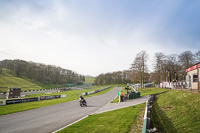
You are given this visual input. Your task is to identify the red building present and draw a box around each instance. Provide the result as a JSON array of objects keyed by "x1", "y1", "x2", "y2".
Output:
[{"x1": 185, "y1": 62, "x2": 200, "y2": 91}]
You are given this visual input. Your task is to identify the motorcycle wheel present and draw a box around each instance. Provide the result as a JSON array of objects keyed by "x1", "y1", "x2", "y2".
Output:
[{"x1": 80, "y1": 102, "x2": 83, "y2": 107}]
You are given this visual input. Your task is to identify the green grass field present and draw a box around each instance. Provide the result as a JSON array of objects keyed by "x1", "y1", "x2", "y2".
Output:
[
  {"x1": 85, "y1": 76, "x2": 94, "y2": 84},
  {"x1": 0, "y1": 70, "x2": 43, "y2": 92},
  {"x1": 151, "y1": 90, "x2": 200, "y2": 132},
  {"x1": 58, "y1": 103, "x2": 145, "y2": 133},
  {"x1": 0, "y1": 85, "x2": 117, "y2": 116},
  {"x1": 0, "y1": 69, "x2": 68, "y2": 93}
]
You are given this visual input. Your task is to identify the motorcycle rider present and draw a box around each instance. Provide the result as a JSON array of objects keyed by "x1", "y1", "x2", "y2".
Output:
[{"x1": 79, "y1": 95, "x2": 87, "y2": 105}]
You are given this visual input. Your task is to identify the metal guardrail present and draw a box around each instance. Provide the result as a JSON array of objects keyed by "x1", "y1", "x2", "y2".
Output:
[
  {"x1": 21, "y1": 87, "x2": 69, "y2": 92},
  {"x1": 82, "y1": 86, "x2": 111, "y2": 96},
  {"x1": 142, "y1": 91, "x2": 168, "y2": 133},
  {"x1": 142, "y1": 95, "x2": 153, "y2": 133}
]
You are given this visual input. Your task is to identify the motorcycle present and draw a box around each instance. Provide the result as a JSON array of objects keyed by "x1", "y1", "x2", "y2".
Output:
[{"x1": 79, "y1": 99, "x2": 87, "y2": 107}]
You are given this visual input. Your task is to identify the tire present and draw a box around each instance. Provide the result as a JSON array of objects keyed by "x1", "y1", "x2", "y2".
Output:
[{"x1": 80, "y1": 102, "x2": 83, "y2": 107}]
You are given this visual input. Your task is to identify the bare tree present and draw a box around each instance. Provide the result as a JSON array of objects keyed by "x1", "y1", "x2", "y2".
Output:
[
  {"x1": 131, "y1": 51, "x2": 148, "y2": 88},
  {"x1": 153, "y1": 52, "x2": 166, "y2": 84},
  {"x1": 178, "y1": 51, "x2": 195, "y2": 80},
  {"x1": 178, "y1": 51, "x2": 195, "y2": 69},
  {"x1": 165, "y1": 54, "x2": 182, "y2": 81},
  {"x1": 194, "y1": 50, "x2": 200, "y2": 63}
]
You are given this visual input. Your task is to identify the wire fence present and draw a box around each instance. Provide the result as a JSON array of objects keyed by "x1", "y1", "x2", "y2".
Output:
[{"x1": 159, "y1": 79, "x2": 200, "y2": 93}]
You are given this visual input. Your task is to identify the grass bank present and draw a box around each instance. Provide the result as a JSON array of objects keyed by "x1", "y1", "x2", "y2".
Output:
[
  {"x1": 151, "y1": 90, "x2": 200, "y2": 132},
  {"x1": 85, "y1": 76, "x2": 94, "y2": 84},
  {"x1": 58, "y1": 103, "x2": 145, "y2": 133},
  {"x1": 0, "y1": 70, "x2": 42, "y2": 92},
  {"x1": 0, "y1": 85, "x2": 117, "y2": 116},
  {"x1": 0, "y1": 69, "x2": 67, "y2": 93}
]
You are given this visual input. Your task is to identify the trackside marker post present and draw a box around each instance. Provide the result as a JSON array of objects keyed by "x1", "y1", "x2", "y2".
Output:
[{"x1": 118, "y1": 91, "x2": 121, "y2": 103}]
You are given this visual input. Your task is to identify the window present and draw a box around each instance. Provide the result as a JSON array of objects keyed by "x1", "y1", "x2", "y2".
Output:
[{"x1": 193, "y1": 74, "x2": 198, "y2": 82}]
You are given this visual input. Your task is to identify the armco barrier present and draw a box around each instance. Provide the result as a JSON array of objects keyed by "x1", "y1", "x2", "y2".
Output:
[
  {"x1": 82, "y1": 86, "x2": 111, "y2": 96},
  {"x1": 142, "y1": 95, "x2": 153, "y2": 133},
  {"x1": 21, "y1": 87, "x2": 69, "y2": 93},
  {"x1": 142, "y1": 91, "x2": 168, "y2": 133}
]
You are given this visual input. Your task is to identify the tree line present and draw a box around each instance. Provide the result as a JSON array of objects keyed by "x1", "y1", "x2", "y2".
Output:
[
  {"x1": 0, "y1": 59, "x2": 85, "y2": 84},
  {"x1": 94, "y1": 50, "x2": 200, "y2": 87},
  {"x1": 94, "y1": 70, "x2": 132, "y2": 85},
  {"x1": 152, "y1": 50, "x2": 200, "y2": 84}
]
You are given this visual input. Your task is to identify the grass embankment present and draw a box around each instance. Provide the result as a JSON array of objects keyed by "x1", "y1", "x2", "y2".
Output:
[
  {"x1": 0, "y1": 70, "x2": 42, "y2": 92},
  {"x1": 151, "y1": 90, "x2": 200, "y2": 132},
  {"x1": 0, "y1": 85, "x2": 116, "y2": 116},
  {"x1": 85, "y1": 76, "x2": 94, "y2": 84},
  {"x1": 111, "y1": 87, "x2": 167, "y2": 103},
  {"x1": 0, "y1": 69, "x2": 66, "y2": 93},
  {"x1": 58, "y1": 103, "x2": 145, "y2": 133}
]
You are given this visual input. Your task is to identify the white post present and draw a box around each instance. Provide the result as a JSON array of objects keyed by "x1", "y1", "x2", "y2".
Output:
[{"x1": 3, "y1": 100, "x2": 6, "y2": 105}]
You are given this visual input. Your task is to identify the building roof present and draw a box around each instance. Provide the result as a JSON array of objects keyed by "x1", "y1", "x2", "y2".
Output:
[{"x1": 186, "y1": 62, "x2": 200, "y2": 72}]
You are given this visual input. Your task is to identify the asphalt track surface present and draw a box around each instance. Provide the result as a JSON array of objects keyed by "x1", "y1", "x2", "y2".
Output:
[{"x1": 0, "y1": 87, "x2": 122, "y2": 133}]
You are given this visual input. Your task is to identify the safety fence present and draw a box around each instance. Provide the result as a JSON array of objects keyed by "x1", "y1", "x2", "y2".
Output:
[
  {"x1": 160, "y1": 80, "x2": 200, "y2": 93},
  {"x1": 0, "y1": 87, "x2": 70, "y2": 99},
  {"x1": 82, "y1": 86, "x2": 111, "y2": 96},
  {"x1": 142, "y1": 91, "x2": 168, "y2": 133},
  {"x1": 0, "y1": 94, "x2": 66, "y2": 106},
  {"x1": 21, "y1": 87, "x2": 70, "y2": 93},
  {"x1": 142, "y1": 95, "x2": 152, "y2": 133}
]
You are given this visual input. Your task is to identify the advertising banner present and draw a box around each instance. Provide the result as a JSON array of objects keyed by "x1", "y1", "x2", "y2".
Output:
[
  {"x1": 4, "y1": 94, "x2": 63, "y2": 105},
  {"x1": 6, "y1": 97, "x2": 39, "y2": 105},
  {"x1": 21, "y1": 97, "x2": 38, "y2": 103},
  {"x1": 40, "y1": 95, "x2": 61, "y2": 100}
]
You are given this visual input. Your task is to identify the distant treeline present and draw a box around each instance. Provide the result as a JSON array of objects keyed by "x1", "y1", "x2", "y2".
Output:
[
  {"x1": 95, "y1": 50, "x2": 200, "y2": 87},
  {"x1": 94, "y1": 70, "x2": 132, "y2": 85},
  {"x1": 0, "y1": 59, "x2": 85, "y2": 84}
]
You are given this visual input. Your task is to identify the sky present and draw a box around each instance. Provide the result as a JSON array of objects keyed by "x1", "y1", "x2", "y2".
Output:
[{"x1": 0, "y1": 0, "x2": 200, "y2": 76}]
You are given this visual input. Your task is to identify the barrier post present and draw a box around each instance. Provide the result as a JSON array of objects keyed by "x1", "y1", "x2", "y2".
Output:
[{"x1": 118, "y1": 91, "x2": 120, "y2": 103}]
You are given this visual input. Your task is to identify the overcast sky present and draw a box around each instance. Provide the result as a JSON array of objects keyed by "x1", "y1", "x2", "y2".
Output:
[{"x1": 0, "y1": 0, "x2": 200, "y2": 76}]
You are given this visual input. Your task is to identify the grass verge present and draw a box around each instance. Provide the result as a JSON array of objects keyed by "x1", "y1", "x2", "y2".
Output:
[
  {"x1": 129, "y1": 103, "x2": 146, "y2": 133},
  {"x1": 151, "y1": 90, "x2": 200, "y2": 132},
  {"x1": 58, "y1": 103, "x2": 145, "y2": 133}
]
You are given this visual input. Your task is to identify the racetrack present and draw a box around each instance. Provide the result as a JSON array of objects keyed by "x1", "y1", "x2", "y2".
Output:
[{"x1": 0, "y1": 87, "x2": 122, "y2": 133}]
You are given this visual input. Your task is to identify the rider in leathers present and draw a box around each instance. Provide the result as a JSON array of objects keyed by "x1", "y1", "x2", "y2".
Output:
[{"x1": 79, "y1": 95, "x2": 87, "y2": 104}]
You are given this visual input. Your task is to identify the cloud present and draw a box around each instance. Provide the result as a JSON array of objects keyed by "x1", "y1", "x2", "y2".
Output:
[{"x1": 0, "y1": 0, "x2": 200, "y2": 76}]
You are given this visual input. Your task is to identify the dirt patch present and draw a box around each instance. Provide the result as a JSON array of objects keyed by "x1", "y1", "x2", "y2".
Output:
[
  {"x1": 161, "y1": 106, "x2": 174, "y2": 110},
  {"x1": 129, "y1": 104, "x2": 145, "y2": 133}
]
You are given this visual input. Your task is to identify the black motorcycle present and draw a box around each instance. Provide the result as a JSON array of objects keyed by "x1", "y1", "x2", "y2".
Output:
[{"x1": 79, "y1": 99, "x2": 87, "y2": 107}]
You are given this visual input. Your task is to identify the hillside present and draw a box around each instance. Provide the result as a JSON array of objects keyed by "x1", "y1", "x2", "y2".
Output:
[
  {"x1": 151, "y1": 90, "x2": 200, "y2": 132},
  {"x1": 0, "y1": 69, "x2": 43, "y2": 93},
  {"x1": 85, "y1": 76, "x2": 94, "y2": 84}
]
